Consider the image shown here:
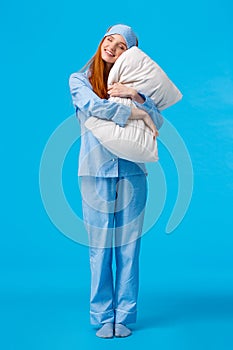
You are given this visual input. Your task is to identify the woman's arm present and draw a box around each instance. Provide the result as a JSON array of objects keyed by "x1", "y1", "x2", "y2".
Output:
[
  {"x1": 69, "y1": 72, "x2": 131, "y2": 127},
  {"x1": 108, "y1": 83, "x2": 164, "y2": 130},
  {"x1": 134, "y1": 93, "x2": 164, "y2": 130}
]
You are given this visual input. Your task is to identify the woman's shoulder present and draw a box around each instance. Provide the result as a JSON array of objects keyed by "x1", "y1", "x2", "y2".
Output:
[
  {"x1": 69, "y1": 71, "x2": 87, "y2": 80},
  {"x1": 69, "y1": 71, "x2": 91, "y2": 88}
]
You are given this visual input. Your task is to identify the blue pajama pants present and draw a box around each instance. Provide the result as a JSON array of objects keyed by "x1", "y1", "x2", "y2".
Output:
[{"x1": 81, "y1": 175, "x2": 147, "y2": 325}]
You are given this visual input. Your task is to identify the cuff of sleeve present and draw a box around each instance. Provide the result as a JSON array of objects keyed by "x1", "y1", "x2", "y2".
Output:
[
  {"x1": 111, "y1": 105, "x2": 131, "y2": 127},
  {"x1": 133, "y1": 92, "x2": 152, "y2": 114}
]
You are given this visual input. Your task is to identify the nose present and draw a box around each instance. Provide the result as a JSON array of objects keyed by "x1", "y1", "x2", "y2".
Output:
[{"x1": 108, "y1": 41, "x2": 117, "y2": 51}]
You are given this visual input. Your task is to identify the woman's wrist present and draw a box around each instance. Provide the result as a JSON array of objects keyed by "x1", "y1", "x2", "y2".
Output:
[{"x1": 131, "y1": 90, "x2": 145, "y2": 104}]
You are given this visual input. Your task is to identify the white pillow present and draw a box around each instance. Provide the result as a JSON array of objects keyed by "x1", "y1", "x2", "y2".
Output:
[
  {"x1": 85, "y1": 47, "x2": 182, "y2": 163},
  {"x1": 85, "y1": 98, "x2": 158, "y2": 163},
  {"x1": 108, "y1": 46, "x2": 182, "y2": 110}
]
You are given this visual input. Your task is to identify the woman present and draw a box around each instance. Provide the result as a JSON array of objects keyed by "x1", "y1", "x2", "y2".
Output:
[{"x1": 69, "y1": 24, "x2": 163, "y2": 338}]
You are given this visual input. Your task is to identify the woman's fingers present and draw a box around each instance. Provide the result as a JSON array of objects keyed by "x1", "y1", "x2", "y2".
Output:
[
  {"x1": 108, "y1": 83, "x2": 134, "y2": 98},
  {"x1": 143, "y1": 115, "x2": 158, "y2": 139},
  {"x1": 108, "y1": 84, "x2": 123, "y2": 96}
]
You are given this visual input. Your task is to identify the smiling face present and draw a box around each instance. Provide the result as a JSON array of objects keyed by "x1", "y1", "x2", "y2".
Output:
[{"x1": 101, "y1": 34, "x2": 127, "y2": 67}]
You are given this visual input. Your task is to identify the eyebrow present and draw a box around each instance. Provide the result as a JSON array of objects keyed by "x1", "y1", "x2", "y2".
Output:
[{"x1": 108, "y1": 35, "x2": 127, "y2": 47}]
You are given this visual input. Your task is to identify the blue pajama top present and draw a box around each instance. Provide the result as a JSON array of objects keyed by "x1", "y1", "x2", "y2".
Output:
[{"x1": 69, "y1": 71, "x2": 164, "y2": 177}]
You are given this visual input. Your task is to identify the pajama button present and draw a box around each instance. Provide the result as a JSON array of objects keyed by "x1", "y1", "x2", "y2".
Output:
[{"x1": 112, "y1": 158, "x2": 116, "y2": 161}]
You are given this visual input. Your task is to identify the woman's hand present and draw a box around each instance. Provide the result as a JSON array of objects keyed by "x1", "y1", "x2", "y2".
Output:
[
  {"x1": 108, "y1": 83, "x2": 145, "y2": 103},
  {"x1": 108, "y1": 83, "x2": 158, "y2": 138},
  {"x1": 130, "y1": 108, "x2": 158, "y2": 139},
  {"x1": 143, "y1": 113, "x2": 159, "y2": 139}
]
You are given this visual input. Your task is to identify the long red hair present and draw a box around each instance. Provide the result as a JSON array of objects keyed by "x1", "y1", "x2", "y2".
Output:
[
  {"x1": 86, "y1": 33, "x2": 138, "y2": 99},
  {"x1": 89, "y1": 38, "x2": 109, "y2": 99}
]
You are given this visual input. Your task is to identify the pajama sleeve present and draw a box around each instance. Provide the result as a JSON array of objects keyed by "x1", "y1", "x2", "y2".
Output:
[{"x1": 69, "y1": 72, "x2": 131, "y2": 127}]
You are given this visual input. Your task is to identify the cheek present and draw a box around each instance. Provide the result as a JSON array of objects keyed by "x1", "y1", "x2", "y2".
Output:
[{"x1": 115, "y1": 50, "x2": 124, "y2": 58}]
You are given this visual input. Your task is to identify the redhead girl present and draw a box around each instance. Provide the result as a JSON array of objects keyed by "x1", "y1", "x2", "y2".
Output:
[{"x1": 69, "y1": 24, "x2": 163, "y2": 338}]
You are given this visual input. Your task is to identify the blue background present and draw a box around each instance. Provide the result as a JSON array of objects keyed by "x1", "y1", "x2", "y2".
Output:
[{"x1": 0, "y1": 0, "x2": 232, "y2": 349}]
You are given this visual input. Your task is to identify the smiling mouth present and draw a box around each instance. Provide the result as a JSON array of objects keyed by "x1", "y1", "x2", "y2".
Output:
[{"x1": 105, "y1": 49, "x2": 115, "y2": 57}]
